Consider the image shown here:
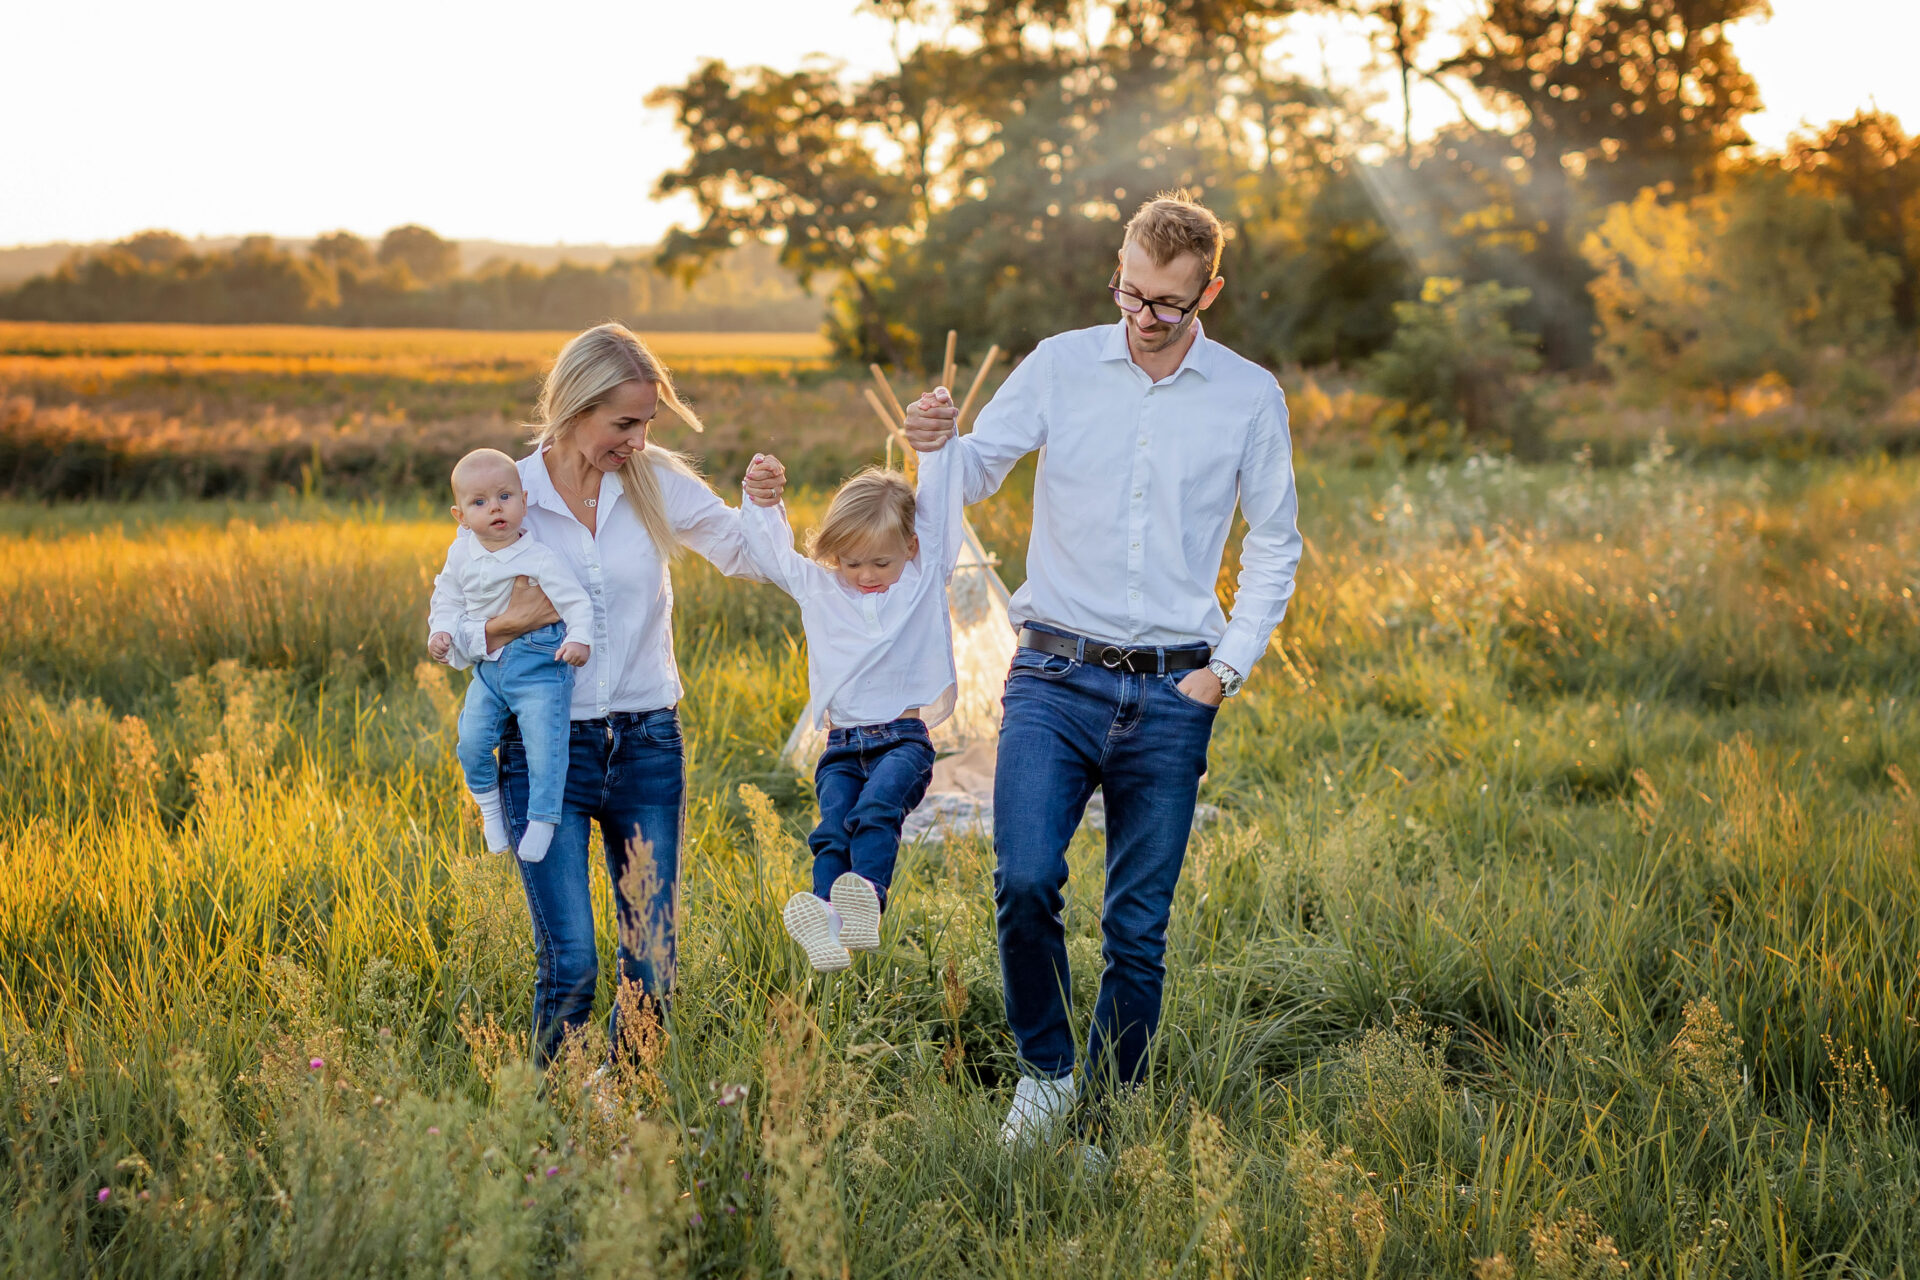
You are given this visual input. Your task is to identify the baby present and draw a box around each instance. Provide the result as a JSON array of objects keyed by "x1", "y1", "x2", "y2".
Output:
[
  {"x1": 741, "y1": 408, "x2": 964, "y2": 971},
  {"x1": 428, "y1": 448, "x2": 593, "y2": 863}
]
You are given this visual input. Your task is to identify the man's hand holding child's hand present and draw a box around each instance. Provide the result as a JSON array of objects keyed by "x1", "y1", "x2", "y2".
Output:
[
  {"x1": 904, "y1": 387, "x2": 958, "y2": 450},
  {"x1": 428, "y1": 631, "x2": 453, "y2": 662},
  {"x1": 557, "y1": 641, "x2": 591, "y2": 667},
  {"x1": 743, "y1": 453, "x2": 787, "y2": 508}
]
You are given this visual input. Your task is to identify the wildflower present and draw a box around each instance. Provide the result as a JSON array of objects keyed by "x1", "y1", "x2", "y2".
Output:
[
  {"x1": 427, "y1": 1127, "x2": 441, "y2": 1135},
  {"x1": 545, "y1": 1166, "x2": 559, "y2": 1178},
  {"x1": 309, "y1": 1057, "x2": 324, "y2": 1070},
  {"x1": 724, "y1": 1205, "x2": 738, "y2": 1216},
  {"x1": 716, "y1": 1081, "x2": 749, "y2": 1107},
  {"x1": 97, "y1": 1188, "x2": 111, "y2": 1203},
  {"x1": 690, "y1": 1213, "x2": 705, "y2": 1227}
]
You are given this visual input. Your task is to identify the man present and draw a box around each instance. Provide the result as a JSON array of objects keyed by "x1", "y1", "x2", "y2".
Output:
[{"x1": 903, "y1": 191, "x2": 1302, "y2": 1145}]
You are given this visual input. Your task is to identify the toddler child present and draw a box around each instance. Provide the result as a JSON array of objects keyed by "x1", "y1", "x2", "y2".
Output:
[
  {"x1": 428, "y1": 448, "x2": 593, "y2": 863},
  {"x1": 741, "y1": 407, "x2": 964, "y2": 971}
]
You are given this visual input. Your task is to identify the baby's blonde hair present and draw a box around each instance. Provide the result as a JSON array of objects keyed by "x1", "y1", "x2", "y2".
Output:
[
  {"x1": 450, "y1": 447, "x2": 520, "y2": 497},
  {"x1": 807, "y1": 468, "x2": 916, "y2": 565}
]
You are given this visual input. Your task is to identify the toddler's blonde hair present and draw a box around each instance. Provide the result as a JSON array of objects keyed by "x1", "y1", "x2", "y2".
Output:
[{"x1": 807, "y1": 468, "x2": 916, "y2": 566}]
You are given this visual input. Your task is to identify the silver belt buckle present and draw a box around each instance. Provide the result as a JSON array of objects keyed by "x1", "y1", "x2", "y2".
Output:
[{"x1": 1097, "y1": 644, "x2": 1126, "y2": 669}]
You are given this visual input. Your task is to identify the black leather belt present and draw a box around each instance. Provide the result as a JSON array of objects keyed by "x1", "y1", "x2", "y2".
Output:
[{"x1": 1017, "y1": 627, "x2": 1210, "y2": 674}]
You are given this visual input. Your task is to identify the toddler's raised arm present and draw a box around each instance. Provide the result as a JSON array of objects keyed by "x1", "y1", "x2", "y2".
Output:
[{"x1": 914, "y1": 422, "x2": 968, "y2": 579}]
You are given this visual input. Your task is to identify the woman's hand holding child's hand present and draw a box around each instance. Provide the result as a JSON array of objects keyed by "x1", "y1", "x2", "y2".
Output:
[
  {"x1": 428, "y1": 631, "x2": 453, "y2": 662},
  {"x1": 743, "y1": 453, "x2": 787, "y2": 508},
  {"x1": 557, "y1": 642, "x2": 591, "y2": 667}
]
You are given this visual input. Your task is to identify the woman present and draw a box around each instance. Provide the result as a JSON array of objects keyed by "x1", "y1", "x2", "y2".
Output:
[{"x1": 431, "y1": 323, "x2": 784, "y2": 1064}]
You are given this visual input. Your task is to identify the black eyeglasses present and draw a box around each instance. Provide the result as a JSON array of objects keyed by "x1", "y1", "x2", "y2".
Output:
[{"x1": 1109, "y1": 268, "x2": 1210, "y2": 326}]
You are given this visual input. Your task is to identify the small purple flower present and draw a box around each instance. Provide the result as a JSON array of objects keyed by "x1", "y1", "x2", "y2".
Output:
[
  {"x1": 427, "y1": 1127, "x2": 440, "y2": 1135},
  {"x1": 308, "y1": 1058, "x2": 324, "y2": 1071},
  {"x1": 96, "y1": 1187, "x2": 111, "y2": 1203},
  {"x1": 690, "y1": 1213, "x2": 704, "y2": 1227},
  {"x1": 723, "y1": 1205, "x2": 737, "y2": 1216},
  {"x1": 545, "y1": 1166, "x2": 559, "y2": 1178},
  {"x1": 716, "y1": 1082, "x2": 749, "y2": 1107}
]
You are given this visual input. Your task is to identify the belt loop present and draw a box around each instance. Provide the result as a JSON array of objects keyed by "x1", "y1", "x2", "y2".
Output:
[
  {"x1": 1156, "y1": 646, "x2": 1167, "y2": 676},
  {"x1": 1073, "y1": 632, "x2": 1086, "y2": 662}
]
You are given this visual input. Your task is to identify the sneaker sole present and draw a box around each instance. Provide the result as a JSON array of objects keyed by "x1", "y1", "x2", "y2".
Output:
[
  {"x1": 782, "y1": 893, "x2": 850, "y2": 972},
  {"x1": 829, "y1": 873, "x2": 881, "y2": 951}
]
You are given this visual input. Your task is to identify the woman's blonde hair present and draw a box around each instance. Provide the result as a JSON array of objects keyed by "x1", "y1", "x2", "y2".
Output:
[
  {"x1": 806, "y1": 468, "x2": 916, "y2": 566},
  {"x1": 529, "y1": 323, "x2": 702, "y2": 557}
]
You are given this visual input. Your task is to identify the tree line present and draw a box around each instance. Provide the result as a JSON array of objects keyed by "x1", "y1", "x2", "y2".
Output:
[
  {"x1": 651, "y1": 0, "x2": 1920, "y2": 428},
  {"x1": 0, "y1": 226, "x2": 820, "y2": 332}
]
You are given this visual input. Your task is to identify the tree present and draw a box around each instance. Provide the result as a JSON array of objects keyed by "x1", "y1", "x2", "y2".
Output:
[
  {"x1": 310, "y1": 231, "x2": 374, "y2": 270},
  {"x1": 1583, "y1": 172, "x2": 1899, "y2": 396},
  {"x1": 114, "y1": 230, "x2": 191, "y2": 266},
  {"x1": 1364, "y1": 276, "x2": 1542, "y2": 453},
  {"x1": 1788, "y1": 111, "x2": 1920, "y2": 330},
  {"x1": 377, "y1": 225, "x2": 459, "y2": 285},
  {"x1": 1423, "y1": 0, "x2": 1766, "y2": 366}
]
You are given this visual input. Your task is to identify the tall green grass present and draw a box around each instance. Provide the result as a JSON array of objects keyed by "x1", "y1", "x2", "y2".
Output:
[{"x1": 1, "y1": 453, "x2": 1916, "y2": 1277}]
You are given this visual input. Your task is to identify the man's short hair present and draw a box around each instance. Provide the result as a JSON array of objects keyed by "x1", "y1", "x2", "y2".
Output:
[{"x1": 1122, "y1": 190, "x2": 1225, "y2": 279}]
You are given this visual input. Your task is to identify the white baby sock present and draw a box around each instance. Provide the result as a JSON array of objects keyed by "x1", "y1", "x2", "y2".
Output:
[
  {"x1": 517, "y1": 820, "x2": 556, "y2": 864},
  {"x1": 470, "y1": 789, "x2": 510, "y2": 853}
]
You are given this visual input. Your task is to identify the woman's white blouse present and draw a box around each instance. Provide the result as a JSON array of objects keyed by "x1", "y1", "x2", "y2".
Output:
[{"x1": 428, "y1": 449, "x2": 764, "y2": 719}]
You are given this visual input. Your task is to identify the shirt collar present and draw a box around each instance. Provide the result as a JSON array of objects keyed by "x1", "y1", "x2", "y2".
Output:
[
  {"x1": 524, "y1": 446, "x2": 624, "y2": 514},
  {"x1": 1101, "y1": 317, "x2": 1215, "y2": 382}
]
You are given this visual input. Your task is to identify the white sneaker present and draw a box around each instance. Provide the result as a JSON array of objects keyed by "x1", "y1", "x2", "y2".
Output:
[
  {"x1": 1000, "y1": 1073, "x2": 1078, "y2": 1148},
  {"x1": 782, "y1": 893, "x2": 850, "y2": 972},
  {"x1": 829, "y1": 873, "x2": 882, "y2": 951}
]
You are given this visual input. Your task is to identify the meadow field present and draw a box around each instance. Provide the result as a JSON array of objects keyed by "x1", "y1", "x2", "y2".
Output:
[{"x1": 1, "y1": 325, "x2": 1918, "y2": 1278}]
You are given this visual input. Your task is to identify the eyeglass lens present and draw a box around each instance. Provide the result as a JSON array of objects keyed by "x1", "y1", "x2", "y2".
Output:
[{"x1": 1111, "y1": 288, "x2": 1188, "y2": 325}]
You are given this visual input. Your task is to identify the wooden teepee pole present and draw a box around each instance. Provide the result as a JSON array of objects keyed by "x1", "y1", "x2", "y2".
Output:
[
  {"x1": 941, "y1": 330, "x2": 958, "y2": 392},
  {"x1": 955, "y1": 344, "x2": 1001, "y2": 431}
]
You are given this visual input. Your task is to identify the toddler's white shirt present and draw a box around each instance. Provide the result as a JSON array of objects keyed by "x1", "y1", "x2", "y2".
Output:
[
  {"x1": 435, "y1": 532, "x2": 595, "y2": 648},
  {"x1": 741, "y1": 442, "x2": 964, "y2": 730}
]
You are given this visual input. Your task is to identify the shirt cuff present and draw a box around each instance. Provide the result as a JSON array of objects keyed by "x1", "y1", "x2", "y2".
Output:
[
  {"x1": 1211, "y1": 624, "x2": 1270, "y2": 685},
  {"x1": 462, "y1": 616, "x2": 498, "y2": 662}
]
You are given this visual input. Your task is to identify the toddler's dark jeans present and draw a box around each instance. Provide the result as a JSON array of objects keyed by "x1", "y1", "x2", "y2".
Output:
[{"x1": 808, "y1": 717, "x2": 936, "y2": 909}]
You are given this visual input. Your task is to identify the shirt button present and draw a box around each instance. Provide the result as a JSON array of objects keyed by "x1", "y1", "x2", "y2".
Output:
[{"x1": 1133, "y1": 490, "x2": 1143, "y2": 498}]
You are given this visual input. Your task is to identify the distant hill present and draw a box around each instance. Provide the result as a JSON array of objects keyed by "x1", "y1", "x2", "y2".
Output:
[
  {"x1": 0, "y1": 237, "x2": 665, "y2": 287},
  {"x1": 0, "y1": 233, "x2": 825, "y2": 332}
]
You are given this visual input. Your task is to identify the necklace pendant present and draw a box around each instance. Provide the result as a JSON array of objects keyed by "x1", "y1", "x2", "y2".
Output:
[{"x1": 585, "y1": 498, "x2": 596, "y2": 508}]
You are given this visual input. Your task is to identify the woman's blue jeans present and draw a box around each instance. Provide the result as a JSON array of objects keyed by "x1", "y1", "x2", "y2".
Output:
[
  {"x1": 456, "y1": 622, "x2": 572, "y2": 825},
  {"x1": 498, "y1": 707, "x2": 684, "y2": 1066},
  {"x1": 808, "y1": 717, "x2": 936, "y2": 909},
  {"x1": 992, "y1": 631, "x2": 1217, "y2": 1090}
]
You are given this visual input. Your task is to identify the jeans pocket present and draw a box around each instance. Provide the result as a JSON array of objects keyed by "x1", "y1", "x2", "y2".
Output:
[
  {"x1": 1163, "y1": 673, "x2": 1221, "y2": 712},
  {"x1": 1010, "y1": 648, "x2": 1075, "y2": 680},
  {"x1": 639, "y1": 710, "x2": 684, "y2": 748}
]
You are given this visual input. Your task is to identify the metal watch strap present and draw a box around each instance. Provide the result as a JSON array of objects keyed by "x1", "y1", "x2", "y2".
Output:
[{"x1": 1207, "y1": 658, "x2": 1244, "y2": 697}]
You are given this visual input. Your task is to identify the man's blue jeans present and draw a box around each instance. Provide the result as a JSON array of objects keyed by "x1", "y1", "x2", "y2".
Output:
[
  {"x1": 809, "y1": 717, "x2": 936, "y2": 909},
  {"x1": 993, "y1": 629, "x2": 1217, "y2": 1089},
  {"x1": 456, "y1": 622, "x2": 572, "y2": 825},
  {"x1": 498, "y1": 707, "x2": 684, "y2": 1066}
]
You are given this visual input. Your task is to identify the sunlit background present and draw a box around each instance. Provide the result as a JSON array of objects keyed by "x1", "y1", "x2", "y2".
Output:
[{"x1": 3, "y1": 0, "x2": 1915, "y2": 248}]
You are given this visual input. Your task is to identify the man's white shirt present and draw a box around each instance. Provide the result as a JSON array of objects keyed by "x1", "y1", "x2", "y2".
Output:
[
  {"x1": 740, "y1": 443, "x2": 964, "y2": 730},
  {"x1": 436, "y1": 533, "x2": 595, "y2": 650},
  {"x1": 428, "y1": 450, "x2": 763, "y2": 719},
  {"x1": 952, "y1": 318, "x2": 1301, "y2": 679}
]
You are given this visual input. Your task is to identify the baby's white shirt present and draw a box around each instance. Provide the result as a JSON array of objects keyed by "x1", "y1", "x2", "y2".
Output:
[
  {"x1": 436, "y1": 531, "x2": 595, "y2": 648},
  {"x1": 741, "y1": 442, "x2": 964, "y2": 730}
]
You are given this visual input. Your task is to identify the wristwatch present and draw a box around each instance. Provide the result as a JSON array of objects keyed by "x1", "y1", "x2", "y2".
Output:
[{"x1": 1207, "y1": 658, "x2": 1244, "y2": 697}]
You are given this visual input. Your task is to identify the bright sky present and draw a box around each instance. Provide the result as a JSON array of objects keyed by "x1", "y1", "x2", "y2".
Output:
[{"x1": 2, "y1": 0, "x2": 1915, "y2": 250}]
